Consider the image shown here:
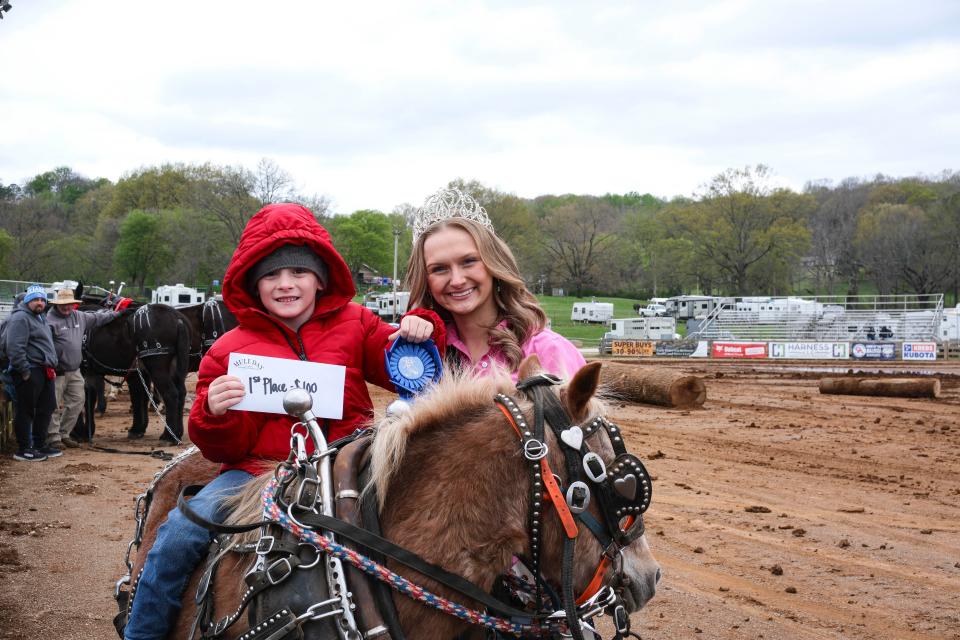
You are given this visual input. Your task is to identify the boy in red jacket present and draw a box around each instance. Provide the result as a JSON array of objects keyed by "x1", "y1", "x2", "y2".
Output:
[{"x1": 124, "y1": 203, "x2": 443, "y2": 640}]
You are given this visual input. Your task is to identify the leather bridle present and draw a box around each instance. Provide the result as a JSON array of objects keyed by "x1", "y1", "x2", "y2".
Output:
[{"x1": 495, "y1": 373, "x2": 652, "y2": 640}]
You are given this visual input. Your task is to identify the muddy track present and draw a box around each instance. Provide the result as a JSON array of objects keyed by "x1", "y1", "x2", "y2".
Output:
[{"x1": 0, "y1": 361, "x2": 957, "y2": 639}]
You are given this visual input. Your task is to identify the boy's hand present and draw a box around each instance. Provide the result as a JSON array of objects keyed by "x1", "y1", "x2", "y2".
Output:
[
  {"x1": 389, "y1": 316, "x2": 434, "y2": 343},
  {"x1": 207, "y1": 374, "x2": 246, "y2": 416}
]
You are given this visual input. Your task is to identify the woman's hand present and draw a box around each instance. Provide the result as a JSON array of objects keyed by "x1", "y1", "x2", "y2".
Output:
[
  {"x1": 207, "y1": 374, "x2": 246, "y2": 416},
  {"x1": 388, "y1": 315, "x2": 434, "y2": 343}
]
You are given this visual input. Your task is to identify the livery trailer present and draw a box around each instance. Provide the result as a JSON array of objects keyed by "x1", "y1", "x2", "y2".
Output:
[{"x1": 571, "y1": 301, "x2": 614, "y2": 323}]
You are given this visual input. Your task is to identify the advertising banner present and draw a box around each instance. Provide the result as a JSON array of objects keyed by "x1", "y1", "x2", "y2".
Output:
[
  {"x1": 656, "y1": 341, "x2": 703, "y2": 357},
  {"x1": 769, "y1": 342, "x2": 849, "y2": 359},
  {"x1": 850, "y1": 342, "x2": 896, "y2": 360},
  {"x1": 711, "y1": 341, "x2": 768, "y2": 358},
  {"x1": 901, "y1": 342, "x2": 937, "y2": 361},
  {"x1": 611, "y1": 340, "x2": 656, "y2": 356}
]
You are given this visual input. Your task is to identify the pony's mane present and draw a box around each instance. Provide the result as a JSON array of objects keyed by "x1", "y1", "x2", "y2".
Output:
[
  {"x1": 225, "y1": 365, "x2": 609, "y2": 527},
  {"x1": 368, "y1": 370, "x2": 518, "y2": 505}
]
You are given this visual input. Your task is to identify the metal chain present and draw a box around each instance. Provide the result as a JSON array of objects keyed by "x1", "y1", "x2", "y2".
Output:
[{"x1": 134, "y1": 364, "x2": 182, "y2": 444}]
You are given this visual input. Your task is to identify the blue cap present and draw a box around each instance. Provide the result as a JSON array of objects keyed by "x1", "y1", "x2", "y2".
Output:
[{"x1": 23, "y1": 284, "x2": 46, "y2": 304}]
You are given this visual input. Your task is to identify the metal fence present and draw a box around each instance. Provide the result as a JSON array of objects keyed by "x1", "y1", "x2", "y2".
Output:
[{"x1": 689, "y1": 294, "x2": 944, "y2": 342}]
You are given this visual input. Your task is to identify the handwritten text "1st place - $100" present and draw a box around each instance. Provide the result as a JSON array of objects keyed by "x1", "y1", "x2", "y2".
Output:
[{"x1": 246, "y1": 376, "x2": 319, "y2": 396}]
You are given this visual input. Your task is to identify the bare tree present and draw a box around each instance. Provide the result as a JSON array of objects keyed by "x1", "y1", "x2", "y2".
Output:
[
  {"x1": 855, "y1": 203, "x2": 951, "y2": 295},
  {"x1": 537, "y1": 196, "x2": 619, "y2": 298},
  {"x1": 189, "y1": 164, "x2": 259, "y2": 245},
  {"x1": 253, "y1": 158, "x2": 294, "y2": 204}
]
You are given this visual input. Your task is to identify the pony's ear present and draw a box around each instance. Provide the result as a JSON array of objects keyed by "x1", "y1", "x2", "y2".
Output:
[
  {"x1": 75, "y1": 281, "x2": 83, "y2": 300},
  {"x1": 563, "y1": 362, "x2": 602, "y2": 421},
  {"x1": 517, "y1": 354, "x2": 542, "y2": 381}
]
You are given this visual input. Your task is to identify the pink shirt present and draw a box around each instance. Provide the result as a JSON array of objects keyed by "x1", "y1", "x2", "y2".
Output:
[{"x1": 445, "y1": 323, "x2": 587, "y2": 382}]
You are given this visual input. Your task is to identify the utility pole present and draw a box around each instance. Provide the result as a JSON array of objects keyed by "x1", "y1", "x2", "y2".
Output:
[{"x1": 392, "y1": 227, "x2": 401, "y2": 323}]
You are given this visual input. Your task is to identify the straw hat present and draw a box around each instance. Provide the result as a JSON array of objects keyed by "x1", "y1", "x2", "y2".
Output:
[{"x1": 52, "y1": 289, "x2": 81, "y2": 305}]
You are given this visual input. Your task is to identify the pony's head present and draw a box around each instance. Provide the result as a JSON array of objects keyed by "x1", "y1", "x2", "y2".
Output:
[{"x1": 369, "y1": 356, "x2": 660, "y2": 636}]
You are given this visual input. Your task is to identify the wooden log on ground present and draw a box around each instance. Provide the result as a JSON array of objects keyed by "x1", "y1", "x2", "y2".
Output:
[
  {"x1": 818, "y1": 377, "x2": 941, "y2": 399},
  {"x1": 600, "y1": 362, "x2": 706, "y2": 408}
]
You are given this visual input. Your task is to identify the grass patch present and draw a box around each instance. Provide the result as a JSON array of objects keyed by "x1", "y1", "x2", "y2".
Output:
[
  {"x1": 537, "y1": 295, "x2": 641, "y2": 344},
  {"x1": 354, "y1": 292, "x2": 652, "y2": 346}
]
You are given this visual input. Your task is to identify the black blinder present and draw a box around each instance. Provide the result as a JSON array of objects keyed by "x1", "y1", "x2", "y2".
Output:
[{"x1": 603, "y1": 453, "x2": 652, "y2": 544}]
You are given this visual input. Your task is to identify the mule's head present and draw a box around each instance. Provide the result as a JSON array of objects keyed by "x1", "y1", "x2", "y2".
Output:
[{"x1": 518, "y1": 355, "x2": 661, "y2": 613}]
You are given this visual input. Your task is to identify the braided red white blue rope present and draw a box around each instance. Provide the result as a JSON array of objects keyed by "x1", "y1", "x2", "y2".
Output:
[{"x1": 260, "y1": 474, "x2": 553, "y2": 637}]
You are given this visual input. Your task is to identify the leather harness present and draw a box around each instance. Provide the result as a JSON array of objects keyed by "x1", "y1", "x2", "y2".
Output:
[{"x1": 115, "y1": 375, "x2": 653, "y2": 640}]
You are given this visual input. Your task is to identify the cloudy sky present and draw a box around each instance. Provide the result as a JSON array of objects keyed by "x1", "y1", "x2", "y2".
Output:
[{"x1": 2, "y1": 0, "x2": 958, "y2": 213}]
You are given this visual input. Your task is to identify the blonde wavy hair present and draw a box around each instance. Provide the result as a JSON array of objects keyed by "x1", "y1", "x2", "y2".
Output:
[{"x1": 404, "y1": 218, "x2": 546, "y2": 371}]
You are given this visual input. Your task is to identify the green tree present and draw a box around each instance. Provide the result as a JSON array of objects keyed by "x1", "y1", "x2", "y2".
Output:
[
  {"x1": 113, "y1": 210, "x2": 173, "y2": 289},
  {"x1": 102, "y1": 165, "x2": 195, "y2": 221},
  {"x1": 24, "y1": 166, "x2": 105, "y2": 206},
  {"x1": 671, "y1": 166, "x2": 811, "y2": 295},
  {"x1": 328, "y1": 209, "x2": 393, "y2": 280},
  {"x1": 937, "y1": 189, "x2": 960, "y2": 301},
  {"x1": 0, "y1": 228, "x2": 13, "y2": 274}
]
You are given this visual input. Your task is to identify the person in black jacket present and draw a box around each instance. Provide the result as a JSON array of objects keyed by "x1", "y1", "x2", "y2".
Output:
[{"x1": 3, "y1": 284, "x2": 60, "y2": 461}]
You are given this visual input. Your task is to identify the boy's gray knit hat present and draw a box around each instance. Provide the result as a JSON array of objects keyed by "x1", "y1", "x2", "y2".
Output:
[{"x1": 247, "y1": 244, "x2": 329, "y2": 290}]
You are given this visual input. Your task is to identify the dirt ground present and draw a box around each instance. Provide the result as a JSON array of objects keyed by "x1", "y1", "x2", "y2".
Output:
[{"x1": 0, "y1": 359, "x2": 958, "y2": 640}]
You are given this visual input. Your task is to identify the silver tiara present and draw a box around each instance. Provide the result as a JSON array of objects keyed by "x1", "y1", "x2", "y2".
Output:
[{"x1": 412, "y1": 188, "x2": 494, "y2": 242}]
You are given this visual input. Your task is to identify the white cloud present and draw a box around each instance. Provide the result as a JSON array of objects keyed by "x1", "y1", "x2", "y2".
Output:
[{"x1": 1, "y1": 0, "x2": 957, "y2": 212}]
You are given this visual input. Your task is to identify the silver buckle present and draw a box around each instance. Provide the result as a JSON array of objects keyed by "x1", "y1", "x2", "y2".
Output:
[
  {"x1": 255, "y1": 535, "x2": 276, "y2": 555},
  {"x1": 582, "y1": 452, "x2": 607, "y2": 482},
  {"x1": 295, "y1": 476, "x2": 321, "y2": 510},
  {"x1": 523, "y1": 438, "x2": 548, "y2": 461},
  {"x1": 266, "y1": 557, "x2": 293, "y2": 585},
  {"x1": 566, "y1": 481, "x2": 590, "y2": 513}
]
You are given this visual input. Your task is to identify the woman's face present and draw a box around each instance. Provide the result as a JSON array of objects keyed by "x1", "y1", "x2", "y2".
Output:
[{"x1": 423, "y1": 226, "x2": 496, "y2": 322}]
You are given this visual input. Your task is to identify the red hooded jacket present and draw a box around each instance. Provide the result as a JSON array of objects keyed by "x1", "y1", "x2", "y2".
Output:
[{"x1": 188, "y1": 203, "x2": 444, "y2": 475}]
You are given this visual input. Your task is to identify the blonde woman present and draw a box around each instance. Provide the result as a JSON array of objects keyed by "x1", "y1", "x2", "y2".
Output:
[{"x1": 405, "y1": 188, "x2": 585, "y2": 380}]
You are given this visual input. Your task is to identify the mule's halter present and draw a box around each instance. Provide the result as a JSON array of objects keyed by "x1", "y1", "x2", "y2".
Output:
[{"x1": 495, "y1": 373, "x2": 653, "y2": 640}]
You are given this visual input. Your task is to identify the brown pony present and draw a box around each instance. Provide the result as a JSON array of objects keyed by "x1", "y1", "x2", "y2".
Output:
[{"x1": 119, "y1": 357, "x2": 660, "y2": 639}]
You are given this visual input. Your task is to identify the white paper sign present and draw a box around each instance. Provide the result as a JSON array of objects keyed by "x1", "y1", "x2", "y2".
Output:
[{"x1": 226, "y1": 352, "x2": 346, "y2": 418}]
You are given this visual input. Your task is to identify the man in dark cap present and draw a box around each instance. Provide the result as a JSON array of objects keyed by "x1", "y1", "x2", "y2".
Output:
[{"x1": 4, "y1": 284, "x2": 59, "y2": 461}]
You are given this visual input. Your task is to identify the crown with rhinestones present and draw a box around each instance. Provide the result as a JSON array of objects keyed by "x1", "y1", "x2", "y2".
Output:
[{"x1": 412, "y1": 188, "x2": 494, "y2": 242}]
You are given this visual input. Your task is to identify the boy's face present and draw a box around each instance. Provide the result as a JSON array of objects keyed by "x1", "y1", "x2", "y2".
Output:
[{"x1": 256, "y1": 267, "x2": 323, "y2": 330}]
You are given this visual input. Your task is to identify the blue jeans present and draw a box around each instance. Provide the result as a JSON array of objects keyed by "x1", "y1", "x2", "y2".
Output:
[{"x1": 124, "y1": 469, "x2": 253, "y2": 640}]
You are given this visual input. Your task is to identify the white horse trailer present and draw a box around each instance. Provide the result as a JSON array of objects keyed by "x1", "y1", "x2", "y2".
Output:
[
  {"x1": 666, "y1": 295, "x2": 731, "y2": 320},
  {"x1": 571, "y1": 301, "x2": 614, "y2": 323},
  {"x1": 606, "y1": 317, "x2": 677, "y2": 340},
  {"x1": 152, "y1": 284, "x2": 206, "y2": 308}
]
